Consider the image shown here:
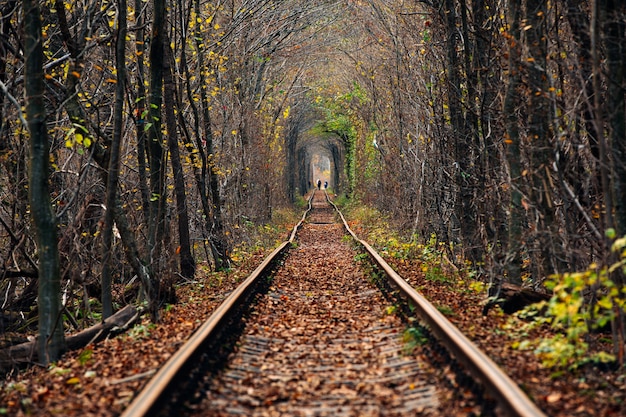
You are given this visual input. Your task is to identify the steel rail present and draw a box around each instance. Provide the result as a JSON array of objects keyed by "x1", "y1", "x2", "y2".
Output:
[
  {"x1": 326, "y1": 192, "x2": 547, "y2": 417},
  {"x1": 121, "y1": 193, "x2": 315, "y2": 417}
]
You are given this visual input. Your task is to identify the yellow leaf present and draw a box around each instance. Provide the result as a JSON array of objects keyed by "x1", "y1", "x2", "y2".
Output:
[{"x1": 66, "y1": 377, "x2": 80, "y2": 385}]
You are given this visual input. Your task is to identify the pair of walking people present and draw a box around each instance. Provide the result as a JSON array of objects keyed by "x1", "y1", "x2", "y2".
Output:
[{"x1": 316, "y1": 179, "x2": 328, "y2": 190}]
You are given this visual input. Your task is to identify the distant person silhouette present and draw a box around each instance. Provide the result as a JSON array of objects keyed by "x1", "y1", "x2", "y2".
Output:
[
  {"x1": 324, "y1": 181, "x2": 328, "y2": 189},
  {"x1": 317, "y1": 179, "x2": 321, "y2": 190}
]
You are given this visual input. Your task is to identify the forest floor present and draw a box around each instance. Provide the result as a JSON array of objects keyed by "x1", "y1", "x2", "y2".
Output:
[
  {"x1": 385, "y1": 258, "x2": 626, "y2": 417},
  {"x1": 1, "y1": 203, "x2": 625, "y2": 416},
  {"x1": 348, "y1": 209, "x2": 626, "y2": 417}
]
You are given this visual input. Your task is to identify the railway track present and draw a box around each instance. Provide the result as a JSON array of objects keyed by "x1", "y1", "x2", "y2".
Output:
[{"x1": 121, "y1": 191, "x2": 546, "y2": 417}]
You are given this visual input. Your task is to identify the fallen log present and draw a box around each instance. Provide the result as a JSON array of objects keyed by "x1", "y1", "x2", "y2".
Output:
[
  {"x1": 0, "y1": 304, "x2": 139, "y2": 372},
  {"x1": 482, "y1": 282, "x2": 551, "y2": 315}
]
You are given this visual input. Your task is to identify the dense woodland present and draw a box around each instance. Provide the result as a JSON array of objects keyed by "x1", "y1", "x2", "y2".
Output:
[{"x1": 1, "y1": 0, "x2": 625, "y2": 368}]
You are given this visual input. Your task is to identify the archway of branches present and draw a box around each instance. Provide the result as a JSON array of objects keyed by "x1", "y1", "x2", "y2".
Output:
[
  {"x1": 295, "y1": 134, "x2": 344, "y2": 197},
  {"x1": 3, "y1": 0, "x2": 626, "y2": 368}
]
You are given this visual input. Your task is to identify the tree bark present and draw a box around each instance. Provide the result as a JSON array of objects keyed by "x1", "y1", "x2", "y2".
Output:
[
  {"x1": 147, "y1": 0, "x2": 167, "y2": 262},
  {"x1": 163, "y1": 40, "x2": 195, "y2": 280},
  {"x1": 527, "y1": 0, "x2": 563, "y2": 279},
  {"x1": 101, "y1": 0, "x2": 127, "y2": 319},
  {"x1": 193, "y1": 0, "x2": 229, "y2": 271},
  {"x1": 144, "y1": 0, "x2": 168, "y2": 320},
  {"x1": 503, "y1": 0, "x2": 523, "y2": 284},
  {"x1": 24, "y1": 0, "x2": 65, "y2": 364},
  {"x1": 133, "y1": 0, "x2": 151, "y2": 228},
  {"x1": 601, "y1": 0, "x2": 626, "y2": 366},
  {"x1": 604, "y1": 2, "x2": 626, "y2": 236},
  {"x1": 443, "y1": 0, "x2": 475, "y2": 259}
]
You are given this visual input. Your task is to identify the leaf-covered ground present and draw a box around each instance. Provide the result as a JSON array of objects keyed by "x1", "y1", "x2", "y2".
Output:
[
  {"x1": 346, "y1": 206, "x2": 626, "y2": 417},
  {"x1": 1, "y1": 201, "x2": 625, "y2": 416},
  {"x1": 0, "y1": 221, "x2": 289, "y2": 417},
  {"x1": 389, "y1": 259, "x2": 626, "y2": 416},
  {"x1": 188, "y1": 214, "x2": 454, "y2": 415}
]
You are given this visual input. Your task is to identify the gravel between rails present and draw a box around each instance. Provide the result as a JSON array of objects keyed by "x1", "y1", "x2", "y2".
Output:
[{"x1": 186, "y1": 195, "x2": 449, "y2": 416}]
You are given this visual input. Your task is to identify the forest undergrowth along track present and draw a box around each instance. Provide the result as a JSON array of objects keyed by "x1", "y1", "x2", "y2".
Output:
[{"x1": 185, "y1": 192, "x2": 473, "y2": 416}]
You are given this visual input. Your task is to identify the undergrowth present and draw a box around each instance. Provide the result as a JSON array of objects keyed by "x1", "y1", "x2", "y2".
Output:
[
  {"x1": 338, "y1": 198, "x2": 626, "y2": 372},
  {"x1": 230, "y1": 207, "x2": 301, "y2": 265},
  {"x1": 509, "y1": 231, "x2": 626, "y2": 371},
  {"x1": 340, "y1": 199, "x2": 461, "y2": 285}
]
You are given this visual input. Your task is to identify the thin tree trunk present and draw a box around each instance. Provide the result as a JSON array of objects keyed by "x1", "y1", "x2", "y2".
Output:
[
  {"x1": 194, "y1": 0, "x2": 229, "y2": 271},
  {"x1": 134, "y1": 0, "x2": 151, "y2": 226},
  {"x1": 0, "y1": 1, "x2": 17, "y2": 138},
  {"x1": 163, "y1": 41, "x2": 195, "y2": 280},
  {"x1": 605, "y1": 3, "x2": 626, "y2": 236},
  {"x1": 474, "y1": 0, "x2": 504, "y2": 247},
  {"x1": 101, "y1": 0, "x2": 127, "y2": 319},
  {"x1": 600, "y1": 0, "x2": 626, "y2": 367},
  {"x1": 442, "y1": 0, "x2": 474, "y2": 258},
  {"x1": 504, "y1": 0, "x2": 523, "y2": 284},
  {"x1": 527, "y1": 0, "x2": 561, "y2": 278},
  {"x1": 565, "y1": 3, "x2": 601, "y2": 164},
  {"x1": 24, "y1": 0, "x2": 65, "y2": 364},
  {"x1": 178, "y1": 24, "x2": 217, "y2": 269},
  {"x1": 147, "y1": 0, "x2": 167, "y2": 262},
  {"x1": 591, "y1": 0, "x2": 614, "y2": 235},
  {"x1": 459, "y1": 0, "x2": 481, "y2": 262}
]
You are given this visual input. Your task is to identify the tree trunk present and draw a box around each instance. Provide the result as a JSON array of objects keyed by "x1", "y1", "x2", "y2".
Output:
[
  {"x1": 459, "y1": 0, "x2": 481, "y2": 262},
  {"x1": 134, "y1": 0, "x2": 151, "y2": 226},
  {"x1": 24, "y1": 0, "x2": 65, "y2": 364},
  {"x1": 474, "y1": 0, "x2": 504, "y2": 249},
  {"x1": 565, "y1": 3, "x2": 601, "y2": 163},
  {"x1": 147, "y1": 0, "x2": 167, "y2": 261},
  {"x1": 503, "y1": 0, "x2": 523, "y2": 284},
  {"x1": 605, "y1": 2, "x2": 626, "y2": 236},
  {"x1": 442, "y1": 0, "x2": 474, "y2": 259},
  {"x1": 145, "y1": 0, "x2": 168, "y2": 320},
  {"x1": 0, "y1": 1, "x2": 17, "y2": 138},
  {"x1": 100, "y1": 0, "x2": 127, "y2": 319},
  {"x1": 178, "y1": 13, "x2": 217, "y2": 270},
  {"x1": 163, "y1": 40, "x2": 195, "y2": 280},
  {"x1": 601, "y1": 0, "x2": 626, "y2": 366},
  {"x1": 527, "y1": 0, "x2": 562, "y2": 279},
  {"x1": 193, "y1": 0, "x2": 229, "y2": 271}
]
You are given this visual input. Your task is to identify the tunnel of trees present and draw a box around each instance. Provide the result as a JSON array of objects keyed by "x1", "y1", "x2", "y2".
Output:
[{"x1": 1, "y1": 0, "x2": 625, "y2": 364}]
